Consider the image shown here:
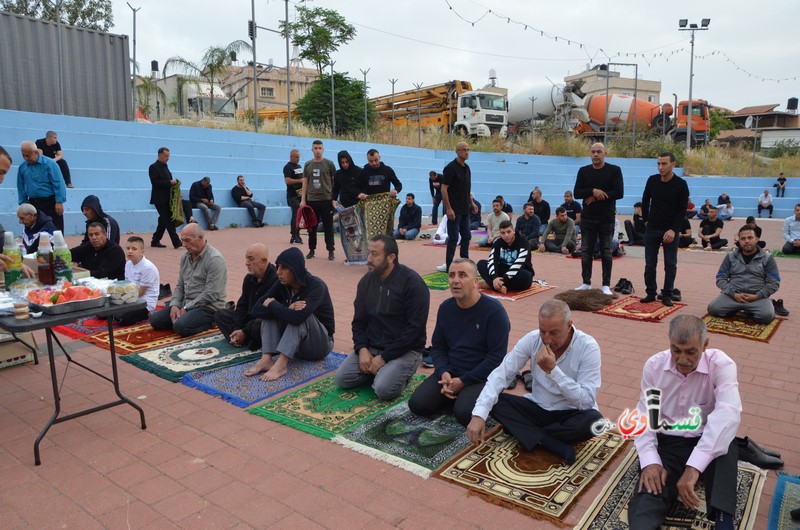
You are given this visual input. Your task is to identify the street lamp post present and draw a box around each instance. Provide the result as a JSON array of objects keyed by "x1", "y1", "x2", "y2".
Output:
[
  {"x1": 360, "y1": 68, "x2": 370, "y2": 142},
  {"x1": 413, "y1": 82, "x2": 423, "y2": 147},
  {"x1": 127, "y1": 2, "x2": 141, "y2": 121},
  {"x1": 389, "y1": 79, "x2": 398, "y2": 144},
  {"x1": 330, "y1": 61, "x2": 336, "y2": 137},
  {"x1": 678, "y1": 18, "x2": 710, "y2": 153}
]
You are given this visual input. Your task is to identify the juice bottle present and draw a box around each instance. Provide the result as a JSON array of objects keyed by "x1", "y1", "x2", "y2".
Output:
[
  {"x1": 3, "y1": 232, "x2": 23, "y2": 288},
  {"x1": 52, "y1": 230, "x2": 73, "y2": 282},
  {"x1": 37, "y1": 233, "x2": 56, "y2": 285}
]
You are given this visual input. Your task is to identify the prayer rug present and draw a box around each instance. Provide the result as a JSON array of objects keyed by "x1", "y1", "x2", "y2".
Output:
[
  {"x1": 594, "y1": 295, "x2": 685, "y2": 322},
  {"x1": 767, "y1": 472, "x2": 800, "y2": 530},
  {"x1": 53, "y1": 305, "x2": 164, "y2": 339},
  {"x1": 433, "y1": 430, "x2": 625, "y2": 524},
  {"x1": 422, "y1": 271, "x2": 450, "y2": 290},
  {"x1": 83, "y1": 322, "x2": 217, "y2": 355},
  {"x1": 248, "y1": 374, "x2": 424, "y2": 440},
  {"x1": 771, "y1": 249, "x2": 800, "y2": 259},
  {"x1": 120, "y1": 333, "x2": 259, "y2": 382},
  {"x1": 180, "y1": 352, "x2": 347, "y2": 408},
  {"x1": 338, "y1": 206, "x2": 368, "y2": 264},
  {"x1": 575, "y1": 449, "x2": 766, "y2": 530},
  {"x1": 359, "y1": 192, "x2": 400, "y2": 241},
  {"x1": 422, "y1": 242, "x2": 489, "y2": 251},
  {"x1": 480, "y1": 284, "x2": 553, "y2": 301},
  {"x1": 703, "y1": 313, "x2": 783, "y2": 343},
  {"x1": 333, "y1": 402, "x2": 474, "y2": 478}
]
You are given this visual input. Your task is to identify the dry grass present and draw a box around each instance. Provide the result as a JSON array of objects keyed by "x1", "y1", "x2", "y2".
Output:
[{"x1": 156, "y1": 116, "x2": 799, "y2": 177}]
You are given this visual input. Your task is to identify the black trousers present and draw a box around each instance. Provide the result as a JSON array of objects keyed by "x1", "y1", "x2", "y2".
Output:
[
  {"x1": 624, "y1": 219, "x2": 644, "y2": 245},
  {"x1": 214, "y1": 309, "x2": 262, "y2": 350},
  {"x1": 628, "y1": 435, "x2": 738, "y2": 529},
  {"x1": 489, "y1": 393, "x2": 601, "y2": 451},
  {"x1": 407, "y1": 374, "x2": 485, "y2": 426},
  {"x1": 29, "y1": 196, "x2": 63, "y2": 232},
  {"x1": 287, "y1": 196, "x2": 300, "y2": 238},
  {"x1": 56, "y1": 159, "x2": 72, "y2": 186},
  {"x1": 307, "y1": 200, "x2": 335, "y2": 252},
  {"x1": 580, "y1": 218, "x2": 614, "y2": 286},
  {"x1": 114, "y1": 307, "x2": 149, "y2": 326},
  {"x1": 152, "y1": 202, "x2": 180, "y2": 246},
  {"x1": 476, "y1": 260, "x2": 533, "y2": 292}
]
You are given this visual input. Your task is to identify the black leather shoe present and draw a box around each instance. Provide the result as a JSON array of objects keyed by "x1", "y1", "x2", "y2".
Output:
[
  {"x1": 306, "y1": 250, "x2": 315, "y2": 259},
  {"x1": 328, "y1": 251, "x2": 335, "y2": 261},
  {"x1": 621, "y1": 280, "x2": 634, "y2": 295},
  {"x1": 773, "y1": 298, "x2": 789, "y2": 317},
  {"x1": 738, "y1": 438, "x2": 784, "y2": 469},
  {"x1": 662, "y1": 296, "x2": 674, "y2": 307},
  {"x1": 737, "y1": 436, "x2": 781, "y2": 458},
  {"x1": 151, "y1": 241, "x2": 166, "y2": 248},
  {"x1": 613, "y1": 278, "x2": 627, "y2": 292},
  {"x1": 640, "y1": 294, "x2": 657, "y2": 303},
  {"x1": 158, "y1": 283, "x2": 172, "y2": 299}
]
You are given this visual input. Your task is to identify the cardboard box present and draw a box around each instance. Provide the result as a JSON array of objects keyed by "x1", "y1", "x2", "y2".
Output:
[{"x1": 0, "y1": 331, "x2": 37, "y2": 369}]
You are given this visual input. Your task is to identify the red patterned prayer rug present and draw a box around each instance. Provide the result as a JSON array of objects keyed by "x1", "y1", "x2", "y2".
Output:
[
  {"x1": 594, "y1": 295, "x2": 685, "y2": 322},
  {"x1": 82, "y1": 322, "x2": 217, "y2": 355}
]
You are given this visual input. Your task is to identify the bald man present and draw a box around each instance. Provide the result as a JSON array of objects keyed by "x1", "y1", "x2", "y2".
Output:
[
  {"x1": 17, "y1": 140, "x2": 67, "y2": 232},
  {"x1": 214, "y1": 243, "x2": 278, "y2": 350},
  {"x1": 440, "y1": 141, "x2": 478, "y2": 272}
]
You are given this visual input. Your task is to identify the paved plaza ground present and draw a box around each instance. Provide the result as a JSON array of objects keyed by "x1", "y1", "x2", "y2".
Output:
[{"x1": 1, "y1": 215, "x2": 798, "y2": 529}]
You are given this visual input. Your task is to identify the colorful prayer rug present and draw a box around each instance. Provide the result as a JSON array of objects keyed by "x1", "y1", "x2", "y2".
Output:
[
  {"x1": 248, "y1": 374, "x2": 424, "y2": 440},
  {"x1": 703, "y1": 313, "x2": 783, "y2": 343},
  {"x1": 53, "y1": 304, "x2": 165, "y2": 339},
  {"x1": 119, "y1": 333, "x2": 260, "y2": 382},
  {"x1": 338, "y1": 206, "x2": 368, "y2": 264},
  {"x1": 575, "y1": 449, "x2": 766, "y2": 530},
  {"x1": 82, "y1": 322, "x2": 217, "y2": 355},
  {"x1": 180, "y1": 352, "x2": 347, "y2": 408},
  {"x1": 594, "y1": 295, "x2": 685, "y2": 322},
  {"x1": 771, "y1": 249, "x2": 800, "y2": 259},
  {"x1": 359, "y1": 192, "x2": 400, "y2": 241},
  {"x1": 480, "y1": 284, "x2": 553, "y2": 301},
  {"x1": 422, "y1": 271, "x2": 450, "y2": 290},
  {"x1": 333, "y1": 402, "x2": 473, "y2": 478},
  {"x1": 433, "y1": 430, "x2": 625, "y2": 524},
  {"x1": 767, "y1": 472, "x2": 800, "y2": 530}
]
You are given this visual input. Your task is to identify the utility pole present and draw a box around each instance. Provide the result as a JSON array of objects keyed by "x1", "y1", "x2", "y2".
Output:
[
  {"x1": 249, "y1": 0, "x2": 258, "y2": 132},
  {"x1": 679, "y1": 18, "x2": 711, "y2": 152},
  {"x1": 360, "y1": 68, "x2": 370, "y2": 142},
  {"x1": 413, "y1": 82, "x2": 423, "y2": 147},
  {"x1": 389, "y1": 78, "x2": 398, "y2": 144},
  {"x1": 284, "y1": 0, "x2": 292, "y2": 136},
  {"x1": 330, "y1": 62, "x2": 336, "y2": 137},
  {"x1": 127, "y1": 2, "x2": 140, "y2": 120}
]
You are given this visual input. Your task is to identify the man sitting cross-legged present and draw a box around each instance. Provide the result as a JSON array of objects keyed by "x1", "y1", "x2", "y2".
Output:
[
  {"x1": 467, "y1": 299, "x2": 602, "y2": 464},
  {"x1": 707, "y1": 224, "x2": 780, "y2": 324},
  {"x1": 476, "y1": 220, "x2": 534, "y2": 294},
  {"x1": 244, "y1": 247, "x2": 335, "y2": 381},
  {"x1": 408, "y1": 259, "x2": 510, "y2": 426}
]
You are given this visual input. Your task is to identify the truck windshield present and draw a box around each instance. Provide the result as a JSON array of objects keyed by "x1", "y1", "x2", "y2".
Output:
[{"x1": 477, "y1": 94, "x2": 505, "y2": 111}]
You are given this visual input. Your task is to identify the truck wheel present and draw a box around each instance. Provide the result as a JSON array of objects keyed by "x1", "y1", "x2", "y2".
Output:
[
  {"x1": 673, "y1": 134, "x2": 686, "y2": 145},
  {"x1": 454, "y1": 125, "x2": 468, "y2": 137},
  {"x1": 652, "y1": 114, "x2": 671, "y2": 130}
]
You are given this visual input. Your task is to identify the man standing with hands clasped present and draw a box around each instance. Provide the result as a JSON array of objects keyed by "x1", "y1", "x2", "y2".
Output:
[{"x1": 440, "y1": 142, "x2": 478, "y2": 272}]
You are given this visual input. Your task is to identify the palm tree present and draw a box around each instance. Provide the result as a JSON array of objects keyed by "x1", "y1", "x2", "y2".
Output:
[
  {"x1": 135, "y1": 75, "x2": 166, "y2": 119},
  {"x1": 163, "y1": 41, "x2": 252, "y2": 118}
]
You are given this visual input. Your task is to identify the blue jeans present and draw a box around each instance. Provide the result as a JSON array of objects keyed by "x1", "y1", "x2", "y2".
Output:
[
  {"x1": 446, "y1": 214, "x2": 471, "y2": 269},
  {"x1": 580, "y1": 218, "x2": 614, "y2": 286},
  {"x1": 644, "y1": 228, "x2": 679, "y2": 297},
  {"x1": 393, "y1": 228, "x2": 419, "y2": 240}
]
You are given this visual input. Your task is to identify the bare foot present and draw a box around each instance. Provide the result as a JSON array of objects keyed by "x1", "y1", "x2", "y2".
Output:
[
  {"x1": 500, "y1": 285, "x2": 508, "y2": 294},
  {"x1": 244, "y1": 356, "x2": 274, "y2": 377},
  {"x1": 260, "y1": 363, "x2": 288, "y2": 381},
  {"x1": 477, "y1": 280, "x2": 489, "y2": 290}
]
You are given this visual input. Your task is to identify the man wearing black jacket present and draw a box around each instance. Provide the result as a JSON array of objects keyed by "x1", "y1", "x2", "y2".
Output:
[
  {"x1": 357, "y1": 149, "x2": 402, "y2": 199},
  {"x1": 244, "y1": 247, "x2": 335, "y2": 381},
  {"x1": 149, "y1": 147, "x2": 181, "y2": 249},
  {"x1": 335, "y1": 235, "x2": 430, "y2": 400},
  {"x1": 70, "y1": 222, "x2": 125, "y2": 280},
  {"x1": 80, "y1": 195, "x2": 120, "y2": 245},
  {"x1": 640, "y1": 152, "x2": 689, "y2": 306},
  {"x1": 214, "y1": 243, "x2": 277, "y2": 350},
  {"x1": 189, "y1": 176, "x2": 220, "y2": 231},
  {"x1": 573, "y1": 143, "x2": 624, "y2": 295},
  {"x1": 393, "y1": 193, "x2": 422, "y2": 240},
  {"x1": 477, "y1": 220, "x2": 534, "y2": 293},
  {"x1": 332, "y1": 150, "x2": 362, "y2": 208}
]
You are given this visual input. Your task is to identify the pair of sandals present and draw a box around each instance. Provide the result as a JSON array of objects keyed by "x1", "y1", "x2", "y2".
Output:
[
  {"x1": 507, "y1": 370, "x2": 533, "y2": 390},
  {"x1": 419, "y1": 233, "x2": 432, "y2": 239}
]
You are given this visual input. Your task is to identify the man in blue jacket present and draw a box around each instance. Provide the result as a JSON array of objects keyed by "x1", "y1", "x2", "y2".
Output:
[
  {"x1": 244, "y1": 247, "x2": 335, "y2": 381},
  {"x1": 393, "y1": 193, "x2": 422, "y2": 240},
  {"x1": 336, "y1": 235, "x2": 429, "y2": 400}
]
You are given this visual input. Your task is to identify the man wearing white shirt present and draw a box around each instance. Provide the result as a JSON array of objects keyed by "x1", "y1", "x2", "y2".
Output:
[
  {"x1": 119, "y1": 236, "x2": 160, "y2": 325},
  {"x1": 782, "y1": 204, "x2": 800, "y2": 255},
  {"x1": 757, "y1": 189, "x2": 773, "y2": 218},
  {"x1": 467, "y1": 299, "x2": 602, "y2": 464},
  {"x1": 628, "y1": 315, "x2": 741, "y2": 530}
]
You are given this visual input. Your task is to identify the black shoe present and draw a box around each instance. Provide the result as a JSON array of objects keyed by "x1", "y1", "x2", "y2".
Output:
[
  {"x1": 306, "y1": 250, "x2": 315, "y2": 259},
  {"x1": 662, "y1": 296, "x2": 674, "y2": 307},
  {"x1": 773, "y1": 298, "x2": 789, "y2": 316},
  {"x1": 295, "y1": 236, "x2": 303, "y2": 244},
  {"x1": 737, "y1": 438, "x2": 784, "y2": 469},
  {"x1": 736, "y1": 436, "x2": 781, "y2": 458},
  {"x1": 173, "y1": 241, "x2": 183, "y2": 249},
  {"x1": 151, "y1": 241, "x2": 166, "y2": 248},
  {"x1": 421, "y1": 355, "x2": 434, "y2": 369},
  {"x1": 328, "y1": 251, "x2": 335, "y2": 261},
  {"x1": 521, "y1": 370, "x2": 533, "y2": 391},
  {"x1": 158, "y1": 283, "x2": 172, "y2": 299},
  {"x1": 672, "y1": 288, "x2": 682, "y2": 302},
  {"x1": 225, "y1": 301, "x2": 235, "y2": 311},
  {"x1": 640, "y1": 294, "x2": 657, "y2": 303},
  {"x1": 791, "y1": 508, "x2": 800, "y2": 522},
  {"x1": 613, "y1": 278, "x2": 627, "y2": 292},
  {"x1": 621, "y1": 280, "x2": 634, "y2": 295}
]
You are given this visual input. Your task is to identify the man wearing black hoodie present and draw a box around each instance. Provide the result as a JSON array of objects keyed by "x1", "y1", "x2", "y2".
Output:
[
  {"x1": 335, "y1": 235, "x2": 429, "y2": 400},
  {"x1": 357, "y1": 149, "x2": 402, "y2": 200},
  {"x1": 332, "y1": 150, "x2": 362, "y2": 209},
  {"x1": 80, "y1": 195, "x2": 120, "y2": 245},
  {"x1": 244, "y1": 247, "x2": 335, "y2": 381},
  {"x1": 477, "y1": 220, "x2": 534, "y2": 293}
]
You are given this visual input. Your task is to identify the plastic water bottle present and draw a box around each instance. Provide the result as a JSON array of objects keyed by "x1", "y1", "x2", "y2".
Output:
[
  {"x1": 52, "y1": 230, "x2": 73, "y2": 282},
  {"x1": 3, "y1": 232, "x2": 23, "y2": 289},
  {"x1": 37, "y1": 233, "x2": 56, "y2": 286}
]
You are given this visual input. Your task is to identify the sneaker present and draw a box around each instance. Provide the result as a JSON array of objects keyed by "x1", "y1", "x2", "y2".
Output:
[
  {"x1": 773, "y1": 299, "x2": 789, "y2": 317},
  {"x1": 421, "y1": 355, "x2": 434, "y2": 368},
  {"x1": 657, "y1": 289, "x2": 682, "y2": 302},
  {"x1": 158, "y1": 283, "x2": 172, "y2": 299},
  {"x1": 640, "y1": 294, "x2": 657, "y2": 303},
  {"x1": 306, "y1": 250, "x2": 315, "y2": 259},
  {"x1": 601, "y1": 285, "x2": 613, "y2": 296},
  {"x1": 436, "y1": 263, "x2": 447, "y2": 272},
  {"x1": 613, "y1": 278, "x2": 627, "y2": 292},
  {"x1": 662, "y1": 296, "x2": 674, "y2": 307},
  {"x1": 151, "y1": 240, "x2": 166, "y2": 248},
  {"x1": 621, "y1": 280, "x2": 634, "y2": 295},
  {"x1": 295, "y1": 236, "x2": 303, "y2": 244},
  {"x1": 575, "y1": 284, "x2": 592, "y2": 291},
  {"x1": 328, "y1": 251, "x2": 335, "y2": 261}
]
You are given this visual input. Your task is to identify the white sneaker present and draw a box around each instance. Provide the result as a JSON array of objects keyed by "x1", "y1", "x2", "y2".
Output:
[
  {"x1": 436, "y1": 264, "x2": 447, "y2": 272},
  {"x1": 575, "y1": 284, "x2": 591, "y2": 291},
  {"x1": 601, "y1": 285, "x2": 613, "y2": 296}
]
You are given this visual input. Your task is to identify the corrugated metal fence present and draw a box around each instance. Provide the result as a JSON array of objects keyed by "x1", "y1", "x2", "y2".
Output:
[{"x1": 0, "y1": 11, "x2": 131, "y2": 121}]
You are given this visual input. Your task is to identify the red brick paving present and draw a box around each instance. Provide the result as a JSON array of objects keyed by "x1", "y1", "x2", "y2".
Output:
[{"x1": 0, "y1": 216, "x2": 797, "y2": 528}]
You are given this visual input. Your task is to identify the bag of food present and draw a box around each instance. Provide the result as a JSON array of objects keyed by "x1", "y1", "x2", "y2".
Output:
[{"x1": 107, "y1": 280, "x2": 139, "y2": 305}]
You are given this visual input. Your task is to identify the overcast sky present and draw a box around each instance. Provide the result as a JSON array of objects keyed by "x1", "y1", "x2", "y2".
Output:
[{"x1": 111, "y1": 0, "x2": 799, "y2": 114}]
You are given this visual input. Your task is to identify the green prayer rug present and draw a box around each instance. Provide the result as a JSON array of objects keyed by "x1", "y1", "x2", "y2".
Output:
[
  {"x1": 422, "y1": 271, "x2": 449, "y2": 290},
  {"x1": 772, "y1": 249, "x2": 800, "y2": 259},
  {"x1": 120, "y1": 333, "x2": 261, "y2": 382},
  {"x1": 248, "y1": 374, "x2": 424, "y2": 440},
  {"x1": 333, "y1": 402, "x2": 474, "y2": 478}
]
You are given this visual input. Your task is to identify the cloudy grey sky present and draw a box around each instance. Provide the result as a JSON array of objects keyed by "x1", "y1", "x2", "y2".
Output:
[{"x1": 111, "y1": 0, "x2": 799, "y2": 113}]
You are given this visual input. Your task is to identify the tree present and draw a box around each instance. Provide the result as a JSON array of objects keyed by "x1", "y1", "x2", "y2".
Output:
[
  {"x1": 135, "y1": 75, "x2": 166, "y2": 119},
  {"x1": 280, "y1": 4, "x2": 356, "y2": 75},
  {"x1": 709, "y1": 108, "x2": 735, "y2": 141},
  {"x1": 294, "y1": 72, "x2": 375, "y2": 135},
  {"x1": 163, "y1": 41, "x2": 251, "y2": 118},
  {"x1": 1, "y1": 0, "x2": 113, "y2": 32}
]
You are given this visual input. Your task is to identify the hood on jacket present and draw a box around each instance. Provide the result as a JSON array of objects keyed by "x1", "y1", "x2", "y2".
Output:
[
  {"x1": 80, "y1": 195, "x2": 107, "y2": 221},
  {"x1": 336, "y1": 150, "x2": 360, "y2": 176},
  {"x1": 30, "y1": 209, "x2": 54, "y2": 232},
  {"x1": 275, "y1": 247, "x2": 308, "y2": 286}
]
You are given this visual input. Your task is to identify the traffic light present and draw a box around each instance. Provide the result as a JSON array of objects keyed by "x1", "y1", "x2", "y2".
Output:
[{"x1": 248, "y1": 20, "x2": 256, "y2": 39}]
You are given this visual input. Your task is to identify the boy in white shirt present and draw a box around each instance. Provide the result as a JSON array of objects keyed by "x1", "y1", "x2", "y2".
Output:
[{"x1": 117, "y1": 236, "x2": 160, "y2": 325}]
